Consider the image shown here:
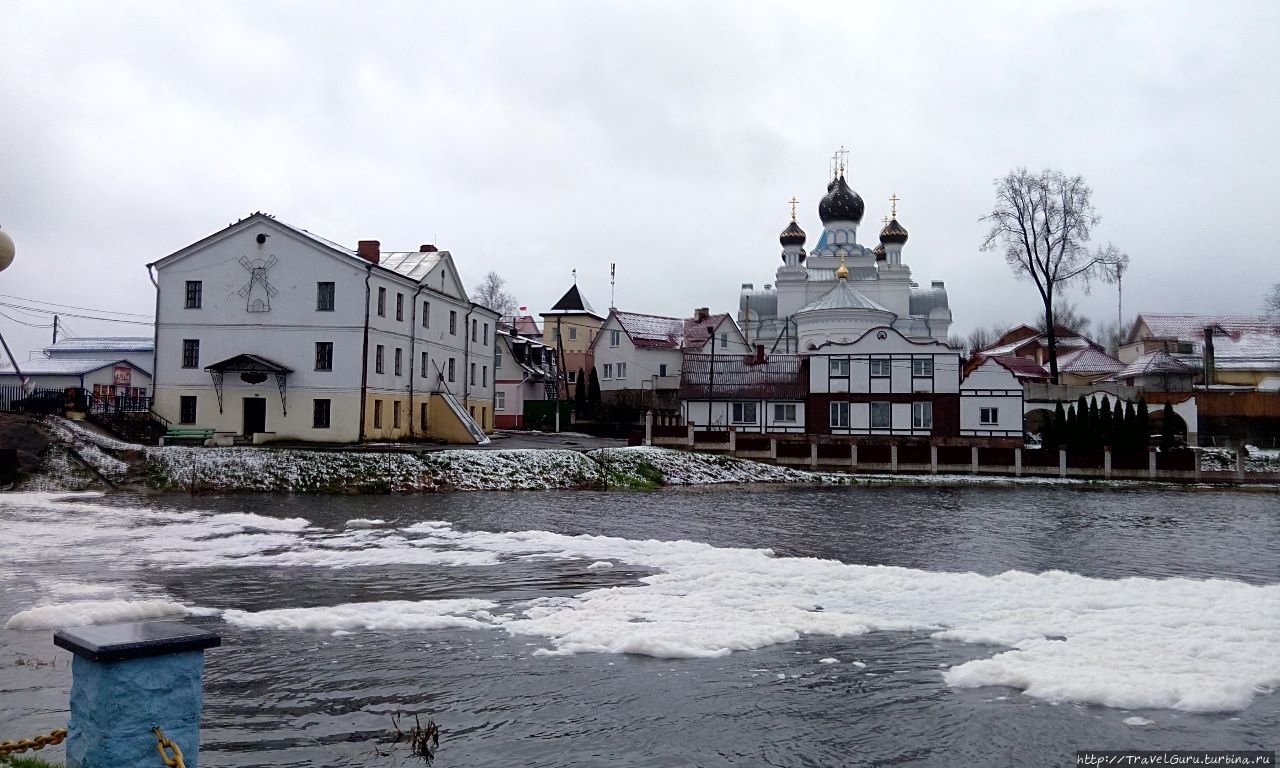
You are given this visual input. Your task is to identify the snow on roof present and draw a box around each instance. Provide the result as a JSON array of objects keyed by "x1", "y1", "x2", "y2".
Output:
[
  {"x1": 1112, "y1": 351, "x2": 1192, "y2": 380},
  {"x1": 1132, "y1": 314, "x2": 1280, "y2": 343},
  {"x1": 797, "y1": 280, "x2": 891, "y2": 314},
  {"x1": 977, "y1": 329, "x2": 1091, "y2": 358},
  {"x1": 379, "y1": 250, "x2": 446, "y2": 281},
  {"x1": 272, "y1": 217, "x2": 357, "y2": 256},
  {"x1": 0, "y1": 358, "x2": 148, "y2": 377},
  {"x1": 1056, "y1": 346, "x2": 1125, "y2": 374},
  {"x1": 680, "y1": 354, "x2": 807, "y2": 399},
  {"x1": 1213, "y1": 331, "x2": 1280, "y2": 370},
  {"x1": 989, "y1": 356, "x2": 1048, "y2": 380},
  {"x1": 613, "y1": 311, "x2": 731, "y2": 350},
  {"x1": 44, "y1": 337, "x2": 153, "y2": 354}
]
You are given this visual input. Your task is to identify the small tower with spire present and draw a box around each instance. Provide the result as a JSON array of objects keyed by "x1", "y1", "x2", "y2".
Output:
[
  {"x1": 878, "y1": 193, "x2": 909, "y2": 267},
  {"x1": 778, "y1": 196, "x2": 807, "y2": 267}
]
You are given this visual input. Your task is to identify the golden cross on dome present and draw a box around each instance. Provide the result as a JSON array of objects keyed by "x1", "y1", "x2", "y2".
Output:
[
  {"x1": 837, "y1": 146, "x2": 849, "y2": 176},
  {"x1": 788, "y1": 196, "x2": 799, "y2": 221},
  {"x1": 889, "y1": 193, "x2": 900, "y2": 219},
  {"x1": 882, "y1": 215, "x2": 890, "y2": 226}
]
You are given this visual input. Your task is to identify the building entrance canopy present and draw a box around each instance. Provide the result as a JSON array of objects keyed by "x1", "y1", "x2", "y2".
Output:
[{"x1": 204, "y1": 354, "x2": 293, "y2": 416}]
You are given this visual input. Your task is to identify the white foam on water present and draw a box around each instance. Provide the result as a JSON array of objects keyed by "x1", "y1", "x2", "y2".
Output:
[
  {"x1": 345, "y1": 518, "x2": 388, "y2": 529},
  {"x1": 222, "y1": 599, "x2": 499, "y2": 631},
  {"x1": 1123, "y1": 716, "x2": 1156, "y2": 726},
  {"x1": 213, "y1": 513, "x2": 311, "y2": 531},
  {"x1": 586, "y1": 561, "x2": 614, "y2": 570},
  {"x1": 4, "y1": 599, "x2": 192, "y2": 630},
  {"x1": 852, "y1": 661, "x2": 868, "y2": 668},
  {"x1": 819, "y1": 657, "x2": 839, "y2": 664}
]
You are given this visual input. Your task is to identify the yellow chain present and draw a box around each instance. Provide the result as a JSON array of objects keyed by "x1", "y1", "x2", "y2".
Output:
[
  {"x1": 153, "y1": 726, "x2": 187, "y2": 768},
  {"x1": 0, "y1": 728, "x2": 68, "y2": 755}
]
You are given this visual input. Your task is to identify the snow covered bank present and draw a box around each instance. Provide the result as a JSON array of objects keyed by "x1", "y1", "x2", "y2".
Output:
[{"x1": 1200, "y1": 445, "x2": 1280, "y2": 473}]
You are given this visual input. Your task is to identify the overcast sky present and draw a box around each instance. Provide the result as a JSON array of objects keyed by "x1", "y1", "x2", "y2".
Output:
[{"x1": 2, "y1": 0, "x2": 1277, "y2": 360}]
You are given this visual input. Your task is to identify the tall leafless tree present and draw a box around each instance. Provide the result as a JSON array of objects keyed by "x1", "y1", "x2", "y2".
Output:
[
  {"x1": 472, "y1": 271, "x2": 516, "y2": 317},
  {"x1": 981, "y1": 168, "x2": 1128, "y2": 383},
  {"x1": 1264, "y1": 282, "x2": 1280, "y2": 318}
]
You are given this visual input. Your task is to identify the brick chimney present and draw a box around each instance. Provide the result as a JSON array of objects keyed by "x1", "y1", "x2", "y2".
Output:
[
  {"x1": 754, "y1": 344, "x2": 766, "y2": 364},
  {"x1": 419, "y1": 244, "x2": 438, "y2": 252},
  {"x1": 1202, "y1": 326, "x2": 1216, "y2": 386},
  {"x1": 357, "y1": 240, "x2": 381, "y2": 265},
  {"x1": 693, "y1": 307, "x2": 710, "y2": 322}
]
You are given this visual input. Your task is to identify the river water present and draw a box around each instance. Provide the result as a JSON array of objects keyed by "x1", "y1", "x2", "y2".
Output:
[{"x1": 1, "y1": 486, "x2": 1277, "y2": 767}]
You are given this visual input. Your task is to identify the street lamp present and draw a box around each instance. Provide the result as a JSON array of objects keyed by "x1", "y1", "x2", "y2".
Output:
[{"x1": 0, "y1": 226, "x2": 31, "y2": 393}]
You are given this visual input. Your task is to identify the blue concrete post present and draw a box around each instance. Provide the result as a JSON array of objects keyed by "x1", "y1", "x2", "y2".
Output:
[{"x1": 54, "y1": 621, "x2": 220, "y2": 768}]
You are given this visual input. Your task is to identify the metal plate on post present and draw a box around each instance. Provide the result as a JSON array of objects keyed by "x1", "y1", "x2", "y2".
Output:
[{"x1": 54, "y1": 621, "x2": 221, "y2": 663}]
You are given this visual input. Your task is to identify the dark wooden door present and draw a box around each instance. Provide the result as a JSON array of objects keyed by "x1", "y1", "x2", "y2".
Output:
[{"x1": 243, "y1": 397, "x2": 266, "y2": 435}]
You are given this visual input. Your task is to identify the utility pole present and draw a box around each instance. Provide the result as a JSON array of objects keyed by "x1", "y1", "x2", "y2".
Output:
[
  {"x1": 555, "y1": 316, "x2": 564, "y2": 434},
  {"x1": 52, "y1": 314, "x2": 59, "y2": 345},
  {"x1": 707, "y1": 324, "x2": 716, "y2": 426}
]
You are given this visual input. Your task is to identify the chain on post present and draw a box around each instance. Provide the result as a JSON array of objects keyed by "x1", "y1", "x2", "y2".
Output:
[
  {"x1": 153, "y1": 726, "x2": 187, "y2": 768},
  {"x1": 0, "y1": 727, "x2": 68, "y2": 756}
]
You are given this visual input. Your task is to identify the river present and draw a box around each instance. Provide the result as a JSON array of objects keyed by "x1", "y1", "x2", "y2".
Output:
[{"x1": 1, "y1": 486, "x2": 1277, "y2": 767}]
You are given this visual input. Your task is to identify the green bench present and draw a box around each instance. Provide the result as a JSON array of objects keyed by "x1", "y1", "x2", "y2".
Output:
[{"x1": 161, "y1": 427, "x2": 216, "y2": 445}]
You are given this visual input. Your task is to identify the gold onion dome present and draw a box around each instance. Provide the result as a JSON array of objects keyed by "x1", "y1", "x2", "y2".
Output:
[
  {"x1": 818, "y1": 175, "x2": 865, "y2": 225},
  {"x1": 835, "y1": 254, "x2": 849, "y2": 280},
  {"x1": 879, "y1": 218, "x2": 909, "y2": 245},
  {"x1": 873, "y1": 242, "x2": 887, "y2": 261},
  {"x1": 779, "y1": 220, "x2": 806, "y2": 248}
]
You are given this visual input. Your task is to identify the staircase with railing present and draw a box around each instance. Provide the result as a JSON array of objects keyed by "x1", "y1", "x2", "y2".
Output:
[{"x1": 85, "y1": 394, "x2": 170, "y2": 445}]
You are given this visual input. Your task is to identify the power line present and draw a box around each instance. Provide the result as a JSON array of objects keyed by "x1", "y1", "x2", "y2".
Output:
[
  {"x1": 0, "y1": 293, "x2": 154, "y2": 318},
  {"x1": 0, "y1": 309, "x2": 53, "y2": 328},
  {"x1": 0, "y1": 302, "x2": 153, "y2": 326}
]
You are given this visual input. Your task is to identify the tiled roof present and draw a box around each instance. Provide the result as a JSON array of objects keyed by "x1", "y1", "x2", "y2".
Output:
[
  {"x1": 1132, "y1": 314, "x2": 1280, "y2": 343},
  {"x1": 679, "y1": 354, "x2": 808, "y2": 400},
  {"x1": 614, "y1": 311, "x2": 731, "y2": 350},
  {"x1": 0, "y1": 358, "x2": 148, "y2": 376},
  {"x1": 1112, "y1": 351, "x2": 1192, "y2": 380},
  {"x1": 989, "y1": 356, "x2": 1049, "y2": 380},
  {"x1": 1213, "y1": 331, "x2": 1280, "y2": 370},
  {"x1": 1056, "y1": 346, "x2": 1125, "y2": 374},
  {"x1": 44, "y1": 337, "x2": 153, "y2": 354}
]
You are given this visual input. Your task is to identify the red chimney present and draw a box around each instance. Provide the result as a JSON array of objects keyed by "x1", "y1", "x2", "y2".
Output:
[
  {"x1": 419, "y1": 244, "x2": 438, "y2": 252},
  {"x1": 754, "y1": 344, "x2": 765, "y2": 364},
  {"x1": 357, "y1": 240, "x2": 381, "y2": 265}
]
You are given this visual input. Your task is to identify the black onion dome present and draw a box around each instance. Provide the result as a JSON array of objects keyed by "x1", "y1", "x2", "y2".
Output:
[
  {"x1": 779, "y1": 220, "x2": 806, "y2": 248},
  {"x1": 879, "y1": 218, "x2": 909, "y2": 245},
  {"x1": 818, "y1": 176, "x2": 865, "y2": 224},
  {"x1": 873, "y1": 242, "x2": 887, "y2": 261}
]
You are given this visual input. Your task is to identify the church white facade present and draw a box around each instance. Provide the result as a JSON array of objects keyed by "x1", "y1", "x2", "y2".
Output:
[{"x1": 739, "y1": 171, "x2": 953, "y2": 353}]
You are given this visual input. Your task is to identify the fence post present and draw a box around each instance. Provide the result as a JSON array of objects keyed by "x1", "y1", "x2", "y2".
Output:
[
  {"x1": 1014, "y1": 447, "x2": 1022, "y2": 477},
  {"x1": 769, "y1": 437, "x2": 777, "y2": 461},
  {"x1": 644, "y1": 410, "x2": 653, "y2": 447},
  {"x1": 809, "y1": 438, "x2": 818, "y2": 469},
  {"x1": 1104, "y1": 447, "x2": 1112, "y2": 480},
  {"x1": 930, "y1": 445, "x2": 938, "y2": 475},
  {"x1": 1059, "y1": 448, "x2": 1067, "y2": 479},
  {"x1": 970, "y1": 446, "x2": 979, "y2": 474},
  {"x1": 1236, "y1": 445, "x2": 1246, "y2": 481},
  {"x1": 850, "y1": 443, "x2": 857, "y2": 470},
  {"x1": 687, "y1": 421, "x2": 695, "y2": 447},
  {"x1": 728, "y1": 426, "x2": 736, "y2": 455},
  {"x1": 890, "y1": 444, "x2": 898, "y2": 473},
  {"x1": 55, "y1": 621, "x2": 220, "y2": 768},
  {"x1": 1194, "y1": 448, "x2": 1201, "y2": 481},
  {"x1": 1148, "y1": 449, "x2": 1157, "y2": 479}
]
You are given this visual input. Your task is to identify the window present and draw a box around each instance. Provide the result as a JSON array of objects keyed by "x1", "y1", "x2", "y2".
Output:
[
  {"x1": 830, "y1": 401, "x2": 850, "y2": 428},
  {"x1": 720, "y1": 333, "x2": 728, "y2": 347},
  {"x1": 566, "y1": 370, "x2": 578, "y2": 384},
  {"x1": 980, "y1": 407, "x2": 999, "y2": 425},
  {"x1": 317, "y1": 282, "x2": 335, "y2": 311},
  {"x1": 373, "y1": 400, "x2": 383, "y2": 429},
  {"x1": 731, "y1": 402, "x2": 758, "y2": 423},
  {"x1": 495, "y1": 347, "x2": 503, "y2": 368},
  {"x1": 659, "y1": 363, "x2": 668, "y2": 377},
  {"x1": 829, "y1": 358, "x2": 850, "y2": 377},
  {"x1": 315, "y1": 342, "x2": 333, "y2": 371},
  {"x1": 393, "y1": 401, "x2": 402, "y2": 429},
  {"x1": 482, "y1": 365, "x2": 487, "y2": 387},
  {"x1": 912, "y1": 401, "x2": 933, "y2": 429},
  {"x1": 870, "y1": 359, "x2": 891, "y2": 377},
  {"x1": 610, "y1": 330, "x2": 621, "y2": 347},
  {"x1": 377, "y1": 287, "x2": 386, "y2": 317},
  {"x1": 483, "y1": 323, "x2": 489, "y2": 345},
  {"x1": 394, "y1": 348, "x2": 403, "y2": 376},
  {"x1": 179, "y1": 396, "x2": 197, "y2": 425},
  {"x1": 774, "y1": 403, "x2": 797, "y2": 422},
  {"x1": 616, "y1": 362, "x2": 626, "y2": 379},
  {"x1": 420, "y1": 402, "x2": 429, "y2": 430},
  {"x1": 448, "y1": 358, "x2": 455, "y2": 382},
  {"x1": 182, "y1": 339, "x2": 200, "y2": 368},
  {"x1": 603, "y1": 363, "x2": 613, "y2": 379},
  {"x1": 496, "y1": 391, "x2": 506, "y2": 411},
  {"x1": 421, "y1": 351, "x2": 429, "y2": 378},
  {"x1": 871, "y1": 401, "x2": 892, "y2": 429},
  {"x1": 912, "y1": 358, "x2": 934, "y2": 377},
  {"x1": 375, "y1": 345, "x2": 384, "y2": 374},
  {"x1": 449, "y1": 311, "x2": 457, "y2": 335},
  {"x1": 185, "y1": 281, "x2": 202, "y2": 309},
  {"x1": 313, "y1": 399, "x2": 331, "y2": 429},
  {"x1": 470, "y1": 362, "x2": 476, "y2": 385},
  {"x1": 472, "y1": 318, "x2": 478, "y2": 342},
  {"x1": 569, "y1": 326, "x2": 578, "y2": 341},
  {"x1": 422, "y1": 301, "x2": 430, "y2": 328},
  {"x1": 396, "y1": 293, "x2": 404, "y2": 322}
]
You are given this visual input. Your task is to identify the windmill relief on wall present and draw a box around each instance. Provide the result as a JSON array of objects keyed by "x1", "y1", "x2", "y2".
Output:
[{"x1": 239, "y1": 254, "x2": 278, "y2": 312}]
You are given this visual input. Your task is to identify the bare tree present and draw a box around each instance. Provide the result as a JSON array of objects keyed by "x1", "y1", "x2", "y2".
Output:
[
  {"x1": 1093, "y1": 317, "x2": 1130, "y2": 357},
  {"x1": 981, "y1": 168, "x2": 1128, "y2": 383},
  {"x1": 1036, "y1": 299, "x2": 1092, "y2": 338},
  {"x1": 964, "y1": 322, "x2": 1008, "y2": 355},
  {"x1": 472, "y1": 271, "x2": 516, "y2": 317},
  {"x1": 1265, "y1": 282, "x2": 1280, "y2": 318}
]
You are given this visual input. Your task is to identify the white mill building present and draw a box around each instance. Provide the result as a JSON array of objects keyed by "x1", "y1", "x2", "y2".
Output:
[{"x1": 739, "y1": 169, "x2": 954, "y2": 353}]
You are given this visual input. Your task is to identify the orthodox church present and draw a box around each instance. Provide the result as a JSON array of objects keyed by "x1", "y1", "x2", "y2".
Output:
[{"x1": 739, "y1": 162, "x2": 954, "y2": 352}]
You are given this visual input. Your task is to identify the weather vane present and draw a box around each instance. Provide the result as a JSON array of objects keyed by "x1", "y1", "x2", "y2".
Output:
[{"x1": 572, "y1": 267, "x2": 577, "y2": 285}]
